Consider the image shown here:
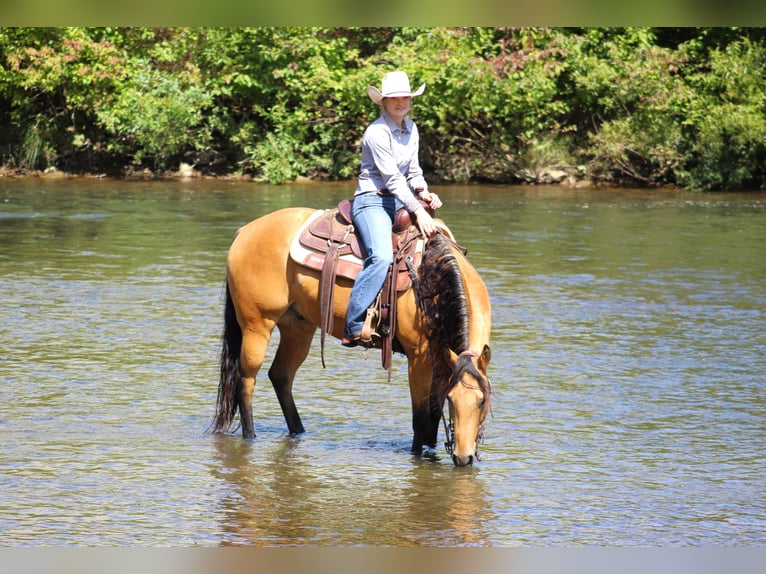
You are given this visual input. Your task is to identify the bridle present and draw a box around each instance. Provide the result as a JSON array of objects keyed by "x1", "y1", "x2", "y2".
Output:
[
  {"x1": 442, "y1": 401, "x2": 486, "y2": 461},
  {"x1": 441, "y1": 349, "x2": 489, "y2": 460}
]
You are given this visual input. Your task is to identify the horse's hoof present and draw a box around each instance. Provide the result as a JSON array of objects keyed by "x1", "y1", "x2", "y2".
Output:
[{"x1": 420, "y1": 445, "x2": 438, "y2": 459}]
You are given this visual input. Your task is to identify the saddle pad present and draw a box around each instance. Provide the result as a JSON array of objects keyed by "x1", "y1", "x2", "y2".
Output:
[{"x1": 289, "y1": 210, "x2": 366, "y2": 282}]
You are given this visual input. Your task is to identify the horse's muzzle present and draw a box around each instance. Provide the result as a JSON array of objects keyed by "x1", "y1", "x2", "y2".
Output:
[{"x1": 452, "y1": 453, "x2": 474, "y2": 466}]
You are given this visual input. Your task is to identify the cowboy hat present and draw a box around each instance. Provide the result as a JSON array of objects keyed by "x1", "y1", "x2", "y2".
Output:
[{"x1": 367, "y1": 71, "x2": 426, "y2": 105}]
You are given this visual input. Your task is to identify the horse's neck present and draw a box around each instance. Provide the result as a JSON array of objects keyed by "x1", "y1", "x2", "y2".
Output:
[{"x1": 455, "y1": 252, "x2": 491, "y2": 345}]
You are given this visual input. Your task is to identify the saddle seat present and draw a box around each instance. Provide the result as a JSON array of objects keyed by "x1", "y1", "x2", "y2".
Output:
[{"x1": 288, "y1": 199, "x2": 454, "y2": 373}]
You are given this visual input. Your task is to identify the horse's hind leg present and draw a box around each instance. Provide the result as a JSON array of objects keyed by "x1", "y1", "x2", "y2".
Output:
[
  {"x1": 238, "y1": 324, "x2": 274, "y2": 439},
  {"x1": 268, "y1": 307, "x2": 316, "y2": 435}
]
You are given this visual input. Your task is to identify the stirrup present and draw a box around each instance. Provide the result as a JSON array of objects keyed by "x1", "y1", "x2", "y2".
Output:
[{"x1": 361, "y1": 294, "x2": 381, "y2": 342}]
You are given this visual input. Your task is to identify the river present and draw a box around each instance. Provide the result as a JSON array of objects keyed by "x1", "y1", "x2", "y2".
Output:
[{"x1": 1, "y1": 179, "x2": 764, "y2": 546}]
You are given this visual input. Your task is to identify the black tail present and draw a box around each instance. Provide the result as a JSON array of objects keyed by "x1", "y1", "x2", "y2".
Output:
[{"x1": 208, "y1": 281, "x2": 242, "y2": 434}]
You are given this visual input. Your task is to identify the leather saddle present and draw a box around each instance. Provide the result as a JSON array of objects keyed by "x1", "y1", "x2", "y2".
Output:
[
  {"x1": 295, "y1": 199, "x2": 422, "y2": 291},
  {"x1": 291, "y1": 199, "x2": 425, "y2": 372}
]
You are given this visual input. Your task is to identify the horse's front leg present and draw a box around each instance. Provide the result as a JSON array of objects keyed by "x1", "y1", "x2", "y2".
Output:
[
  {"x1": 411, "y1": 401, "x2": 441, "y2": 454},
  {"x1": 408, "y1": 355, "x2": 441, "y2": 455}
]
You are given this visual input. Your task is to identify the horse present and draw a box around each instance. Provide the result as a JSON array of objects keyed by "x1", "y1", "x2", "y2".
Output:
[{"x1": 209, "y1": 207, "x2": 492, "y2": 466}]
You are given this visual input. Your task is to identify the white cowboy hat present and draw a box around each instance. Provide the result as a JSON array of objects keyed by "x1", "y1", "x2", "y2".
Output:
[{"x1": 367, "y1": 71, "x2": 426, "y2": 105}]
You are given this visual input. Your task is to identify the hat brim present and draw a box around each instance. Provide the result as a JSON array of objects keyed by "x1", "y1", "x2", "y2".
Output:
[{"x1": 367, "y1": 83, "x2": 426, "y2": 105}]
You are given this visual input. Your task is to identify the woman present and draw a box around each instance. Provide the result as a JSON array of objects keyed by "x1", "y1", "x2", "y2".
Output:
[{"x1": 342, "y1": 71, "x2": 442, "y2": 348}]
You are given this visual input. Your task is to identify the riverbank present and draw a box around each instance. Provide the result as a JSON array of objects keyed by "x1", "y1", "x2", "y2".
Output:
[
  {"x1": 0, "y1": 163, "x2": 254, "y2": 182},
  {"x1": 0, "y1": 163, "x2": 628, "y2": 190}
]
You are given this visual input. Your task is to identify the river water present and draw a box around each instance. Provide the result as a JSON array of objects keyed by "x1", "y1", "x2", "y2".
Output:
[{"x1": 1, "y1": 179, "x2": 764, "y2": 546}]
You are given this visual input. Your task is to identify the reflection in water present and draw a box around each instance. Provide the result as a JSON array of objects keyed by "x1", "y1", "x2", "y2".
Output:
[
  {"x1": 211, "y1": 436, "x2": 323, "y2": 545},
  {"x1": 210, "y1": 435, "x2": 494, "y2": 546},
  {"x1": 397, "y1": 462, "x2": 494, "y2": 546}
]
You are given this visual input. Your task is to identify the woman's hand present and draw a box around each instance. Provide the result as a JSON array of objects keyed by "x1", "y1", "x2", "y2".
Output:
[
  {"x1": 419, "y1": 190, "x2": 442, "y2": 210},
  {"x1": 414, "y1": 206, "x2": 438, "y2": 237}
]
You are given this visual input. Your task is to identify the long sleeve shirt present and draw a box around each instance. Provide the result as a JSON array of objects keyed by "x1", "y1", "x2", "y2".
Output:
[{"x1": 355, "y1": 111, "x2": 428, "y2": 213}]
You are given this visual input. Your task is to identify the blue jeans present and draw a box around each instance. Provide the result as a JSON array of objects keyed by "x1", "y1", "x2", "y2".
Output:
[{"x1": 344, "y1": 191, "x2": 401, "y2": 338}]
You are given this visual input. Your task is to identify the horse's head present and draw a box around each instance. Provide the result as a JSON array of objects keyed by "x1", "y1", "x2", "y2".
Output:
[{"x1": 444, "y1": 345, "x2": 492, "y2": 466}]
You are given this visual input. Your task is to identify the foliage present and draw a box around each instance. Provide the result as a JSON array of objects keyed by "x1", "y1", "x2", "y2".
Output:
[
  {"x1": 1, "y1": 27, "x2": 764, "y2": 190},
  {"x1": 0, "y1": 27, "x2": 130, "y2": 169},
  {"x1": 569, "y1": 28, "x2": 692, "y2": 185},
  {"x1": 97, "y1": 64, "x2": 212, "y2": 168},
  {"x1": 676, "y1": 37, "x2": 766, "y2": 190}
]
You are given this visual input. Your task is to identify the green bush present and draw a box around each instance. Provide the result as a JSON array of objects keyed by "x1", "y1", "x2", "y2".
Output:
[
  {"x1": 676, "y1": 38, "x2": 766, "y2": 190},
  {"x1": 97, "y1": 64, "x2": 212, "y2": 169},
  {"x1": 1, "y1": 27, "x2": 764, "y2": 189},
  {"x1": 569, "y1": 29, "x2": 690, "y2": 185},
  {"x1": 0, "y1": 27, "x2": 129, "y2": 170}
]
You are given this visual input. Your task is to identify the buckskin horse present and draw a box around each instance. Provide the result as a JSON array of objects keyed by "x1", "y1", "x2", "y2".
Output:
[{"x1": 209, "y1": 206, "x2": 492, "y2": 466}]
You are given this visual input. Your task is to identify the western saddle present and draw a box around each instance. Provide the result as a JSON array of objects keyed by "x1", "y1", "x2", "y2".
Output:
[{"x1": 293, "y1": 199, "x2": 429, "y2": 373}]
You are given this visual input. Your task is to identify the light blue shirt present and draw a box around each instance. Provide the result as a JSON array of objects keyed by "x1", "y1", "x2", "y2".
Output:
[{"x1": 355, "y1": 111, "x2": 428, "y2": 213}]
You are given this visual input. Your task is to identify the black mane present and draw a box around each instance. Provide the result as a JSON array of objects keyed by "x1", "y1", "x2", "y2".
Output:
[{"x1": 415, "y1": 232, "x2": 472, "y2": 406}]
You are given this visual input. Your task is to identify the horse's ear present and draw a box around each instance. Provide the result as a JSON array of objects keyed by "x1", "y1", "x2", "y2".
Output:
[
  {"x1": 479, "y1": 344, "x2": 491, "y2": 370},
  {"x1": 447, "y1": 348, "x2": 459, "y2": 366}
]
